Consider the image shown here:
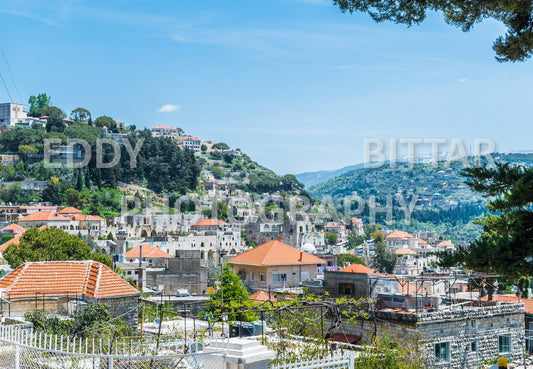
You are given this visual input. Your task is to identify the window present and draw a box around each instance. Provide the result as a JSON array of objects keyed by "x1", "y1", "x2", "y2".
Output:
[
  {"x1": 260, "y1": 274, "x2": 265, "y2": 282},
  {"x1": 250, "y1": 272, "x2": 254, "y2": 281},
  {"x1": 273, "y1": 273, "x2": 287, "y2": 283},
  {"x1": 301, "y1": 272, "x2": 310, "y2": 280},
  {"x1": 338, "y1": 283, "x2": 354, "y2": 295},
  {"x1": 471, "y1": 341, "x2": 477, "y2": 352},
  {"x1": 499, "y1": 335, "x2": 511, "y2": 353},
  {"x1": 434, "y1": 342, "x2": 449, "y2": 362}
]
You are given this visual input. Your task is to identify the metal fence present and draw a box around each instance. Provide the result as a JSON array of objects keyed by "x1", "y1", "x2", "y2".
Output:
[{"x1": 0, "y1": 324, "x2": 224, "y2": 369}]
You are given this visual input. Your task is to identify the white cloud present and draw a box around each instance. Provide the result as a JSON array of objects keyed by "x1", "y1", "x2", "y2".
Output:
[
  {"x1": 459, "y1": 78, "x2": 467, "y2": 83},
  {"x1": 158, "y1": 104, "x2": 180, "y2": 112}
]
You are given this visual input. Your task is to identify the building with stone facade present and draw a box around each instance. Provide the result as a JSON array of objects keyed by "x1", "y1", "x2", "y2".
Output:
[{"x1": 0, "y1": 261, "x2": 140, "y2": 327}]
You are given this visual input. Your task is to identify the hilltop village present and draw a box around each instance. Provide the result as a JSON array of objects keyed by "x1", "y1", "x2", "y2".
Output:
[{"x1": 0, "y1": 101, "x2": 531, "y2": 368}]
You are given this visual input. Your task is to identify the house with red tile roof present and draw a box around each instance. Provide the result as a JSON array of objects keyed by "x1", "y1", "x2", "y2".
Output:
[
  {"x1": 177, "y1": 135, "x2": 201, "y2": 153},
  {"x1": 18, "y1": 211, "x2": 71, "y2": 230},
  {"x1": 229, "y1": 240, "x2": 326, "y2": 292},
  {"x1": 384, "y1": 230, "x2": 414, "y2": 248},
  {"x1": 0, "y1": 260, "x2": 140, "y2": 326},
  {"x1": 124, "y1": 243, "x2": 172, "y2": 267},
  {"x1": 1, "y1": 223, "x2": 25, "y2": 236},
  {"x1": 191, "y1": 218, "x2": 229, "y2": 232},
  {"x1": 58, "y1": 206, "x2": 83, "y2": 215},
  {"x1": 151, "y1": 124, "x2": 180, "y2": 139}
]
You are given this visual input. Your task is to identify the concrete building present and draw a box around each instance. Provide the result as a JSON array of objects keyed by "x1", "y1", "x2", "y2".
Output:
[
  {"x1": 145, "y1": 250, "x2": 208, "y2": 295},
  {"x1": 0, "y1": 103, "x2": 28, "y2": 126},
  {"x1": 151, "y1": 124, "x2": 181, "y2": 139}
]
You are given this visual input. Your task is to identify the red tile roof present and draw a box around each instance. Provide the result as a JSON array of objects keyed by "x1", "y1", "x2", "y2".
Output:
[
  {"x1": 328, "y1": 333, "x2": 361, "y2": 344},
  {"x1": 414, "y1": 238, "x2": 428, "y2": 245},
  {"x1": 229, "y1": 240, "x2": 326, "y2": 266},
  {"x1": 249, "y1": 290, "x2": 277, "y2": 302},
  {"x1": 0, "y1": 236, "x2": 21, "y2": 252},
  {"x1": 58, "y1": 206, "x2": 83, "y2": 214},
  {"x1": 19, "y1": 211, "x2": 70, "y2": 222},
  {"x1": 437, "y1": 240, "x2": 454, "y2": 247},
  {"x1": 340, "y1": 263, "x2": 379, "y2": 274},
  {"x1": 1, "y1": 224, "x2": 25, "y2": 233},
  {"x1": 350, "y1": 217, "x2": 362, "y2": 223},
  {"x1": 73, "y1": 215, "x2": 105, "y2": 222},
  {"x1": 152, "y1": 124, "x2": 176, "y2": 130},
  {"x1": 480, "y1": 294, "x2": 533, "y2": 314},
  {"x1": 124, "y1": 243, "x2": 172, "y2": 259},
  {"x1": 192, "y1": 219, "x2": 228, "y2": 228},
  {"x1": 393, "y1": 248, "x2": 416, "y2": 255},
  {"x1": 0, "y1": 261, "x2": 139, "y2": 300},
  {"x1": 178, "y1": 136, "x2": 200, "y2": 141},
  {"x1": 385, "y1": 231, "x2": 414, "y2": 239}
]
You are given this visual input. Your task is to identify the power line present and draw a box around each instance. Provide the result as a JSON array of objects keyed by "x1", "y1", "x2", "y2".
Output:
[
  {"x1": 0, "y1": 45, "x2": 23, "y2": 103},
  {"x1": 0, "y1": 69, "x2": 12, "y2": 102}
]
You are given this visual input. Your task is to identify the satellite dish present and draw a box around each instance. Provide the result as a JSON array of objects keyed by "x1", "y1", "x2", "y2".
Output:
[{"x1": 154, "y1": 318, "x2": 161, "y2": 326}]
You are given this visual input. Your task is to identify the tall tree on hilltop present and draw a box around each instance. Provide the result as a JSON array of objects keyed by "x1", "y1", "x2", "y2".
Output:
[{"x1": 333, "y1": 0, "x2": 533, "y2": 62}]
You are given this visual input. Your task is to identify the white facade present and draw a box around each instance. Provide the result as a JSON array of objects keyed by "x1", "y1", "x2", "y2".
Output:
[
  {"x1": 0, "y1": 103, "x2": 28, "y2": 126},
  {"x1": 178, "y1": 136, "x2": 201, "y2": 154}
]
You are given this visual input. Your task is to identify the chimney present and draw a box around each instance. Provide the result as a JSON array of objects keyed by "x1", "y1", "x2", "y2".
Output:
[
  {"x1": 299, "y1": 251, "x2": 303, "y2": 262},
  {"x1": 278, "y1": 235, "x2": 282, "y2": 242}
]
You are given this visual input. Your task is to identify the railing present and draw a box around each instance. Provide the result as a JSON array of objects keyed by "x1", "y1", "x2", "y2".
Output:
[
  {"x1": 0, "y1": 324, "x2": 224, "y2": 369},
  {"x1": 270, "y1": 351, "x2": 355, "y2": 369}
]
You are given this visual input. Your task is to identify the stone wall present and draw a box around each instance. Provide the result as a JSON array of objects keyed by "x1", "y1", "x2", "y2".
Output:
[
  {"x1": 338, "y1": 302, "x2": 525, "y2": 369},
  {"x1": 145, "y1": 256, "x2": 208, "y2": 295},
  {"x1": 98, "y1": 296, "x2": 139, "y2": 328}
]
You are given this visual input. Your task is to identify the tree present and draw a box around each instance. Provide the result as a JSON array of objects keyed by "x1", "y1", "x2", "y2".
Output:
[
  {"x1": 64, "y1": 188, "x2": 87, "y2": 208},
  {"x1": 3, "y1": 227, "x2": 112, "y2": 269},
  {"x1": 203, "y1": 263, "x2": 254, "y2": 322},
  {"x1": 28, "y1": 93, "x2": 51, "y2": 117},
  {"x1": 212, "y1": 142, "x2": 230, "y2": 150},
  {"x1": 371, "y1": 233, "x2": 396, "y2": 273},
  {"x1": 337, "y1": 253, "x2": 366, "y2": 268},
  {"x1": 94, "y1": 115, "x2": 117, "y2": 131},
  {"x1": 437, "y1": 163, "x2": 533, "y2": 279},
  {"x1": 334, "y1": 0, "x2": 533, "y2": 62},
  {"x1": 71, "y1": 107, "x2": 91, "y2": 122},
  {"x1": 326, "y1": 233, "x2": 338, "y2": 245},
  {"x1": 45, "y1": 106, "x2": 66, "y2": 132}
]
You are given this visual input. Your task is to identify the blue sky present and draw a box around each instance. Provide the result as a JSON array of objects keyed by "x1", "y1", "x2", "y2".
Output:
[{"x1": 1, "y1": 0, "x2": 532, "y2": 175}]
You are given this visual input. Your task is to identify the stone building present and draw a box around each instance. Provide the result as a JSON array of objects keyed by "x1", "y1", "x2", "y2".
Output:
[
  {"x1": 145, "y1": 250, "x2": 208, "y2": 295},
  {"x1": 340, "y1": 302, "x2": 525, "y2": 368},
  {"x1": 0, "y1": 261, "x2": 140, "y2": 327}
]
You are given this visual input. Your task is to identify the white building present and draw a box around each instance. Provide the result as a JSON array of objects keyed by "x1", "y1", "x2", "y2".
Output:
[
  {"x1": 151, "y1": 124, "x2": 181, "y2": 139},
  {"x1": 178, "y1": 136, "x2": 201, "y2": 154},
  {"x1": 0, "y1": 103, "x2": 28, "y2": 126}
]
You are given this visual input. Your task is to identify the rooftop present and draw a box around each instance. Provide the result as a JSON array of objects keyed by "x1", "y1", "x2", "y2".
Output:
[
  {"x1": 0, "y1": 261, "x2": 140, "y2": 300},
  {"x1": 229, "y1": 240, "x2": 326, "y2": 266},
  {"x1": 124, "y1": 243, "x2": 172, "y2": 259},
  {"x1": 385, "y1": 231, "x2": 414, "y2": 240}
]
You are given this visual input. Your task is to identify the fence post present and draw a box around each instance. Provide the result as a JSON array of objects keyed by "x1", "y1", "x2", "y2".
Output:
[
  {"x1": 15, "y1": 343, "x2": 20, "y2": 369},
  {"x1": 108, "y1": 356, "x2": 113, "y2": 369},
  {"x1": 348, "y1": 351, "x2": 355, "y2": 369}
]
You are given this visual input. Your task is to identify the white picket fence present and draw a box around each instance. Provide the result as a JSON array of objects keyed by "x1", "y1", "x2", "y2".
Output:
[{"x1": 270, "y1": 351, "x2": 355, "y2": 369}]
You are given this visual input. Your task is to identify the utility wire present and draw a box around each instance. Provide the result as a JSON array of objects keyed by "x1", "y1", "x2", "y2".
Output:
[
  {"x1": 0, "y1": 45, "x2": 23, "y2": 103},
  {"x1": 0, "y1": 69, "x2": 12, "y2": 102}
]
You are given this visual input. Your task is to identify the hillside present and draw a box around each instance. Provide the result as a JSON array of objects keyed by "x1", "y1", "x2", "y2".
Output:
[{"x1": 307, "y1": 153, "x2": 533, "y2": 243}]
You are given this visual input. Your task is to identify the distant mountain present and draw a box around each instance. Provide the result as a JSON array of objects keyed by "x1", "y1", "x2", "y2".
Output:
[
  {"x1": 296, "y1": 163, "x2": 365, "y2": 188},
  {"x1": 305, "y1": 153, "x2": 533, "y2": 243}
]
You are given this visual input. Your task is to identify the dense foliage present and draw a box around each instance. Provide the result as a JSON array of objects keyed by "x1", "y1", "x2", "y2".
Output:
[
  {"x1": 334, "y1": 0, "x2": 533, "y2": 62},
  {"x1": 4, "y1": 227, "x2": 111, "y2": 268},
  {"x1": 24, "y1": 303, "x2": 131, "y2": 338},
  {"x1": 337, "y1": 253, "x2": 366, "y2": 268},
  {"x1": 437, "y1": 162, "x2": 533, "y2": 279}
]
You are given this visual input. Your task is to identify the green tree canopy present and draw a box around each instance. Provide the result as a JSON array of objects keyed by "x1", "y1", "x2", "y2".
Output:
[
  {"x1": 371, "y1": 233, "x2": 396, "y2": 273},
  {"x1": 4, "y1": 227, "x2": 112, "y2": 269},
  {"x1": 45, "y1": 106, "x2": 66, "y2": 133},
  {"x1": 28, "y1": 93, "x2": 51, "y2": 117},
  {"x1": 437, "y1": 163, "x2": 533, "y2": 279},
  {"x1": 334, "y1": 0, "x2": 533, "y2": 62},
  {"x1": 70, "y1": 107, "x2": 91, "y2": 122},
  {"x1": 337, "y1": 253, "x2": 366, "y2": 268},
  {"x1": 94, "y1": 115, "x2": 117, "y2": 131}
]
